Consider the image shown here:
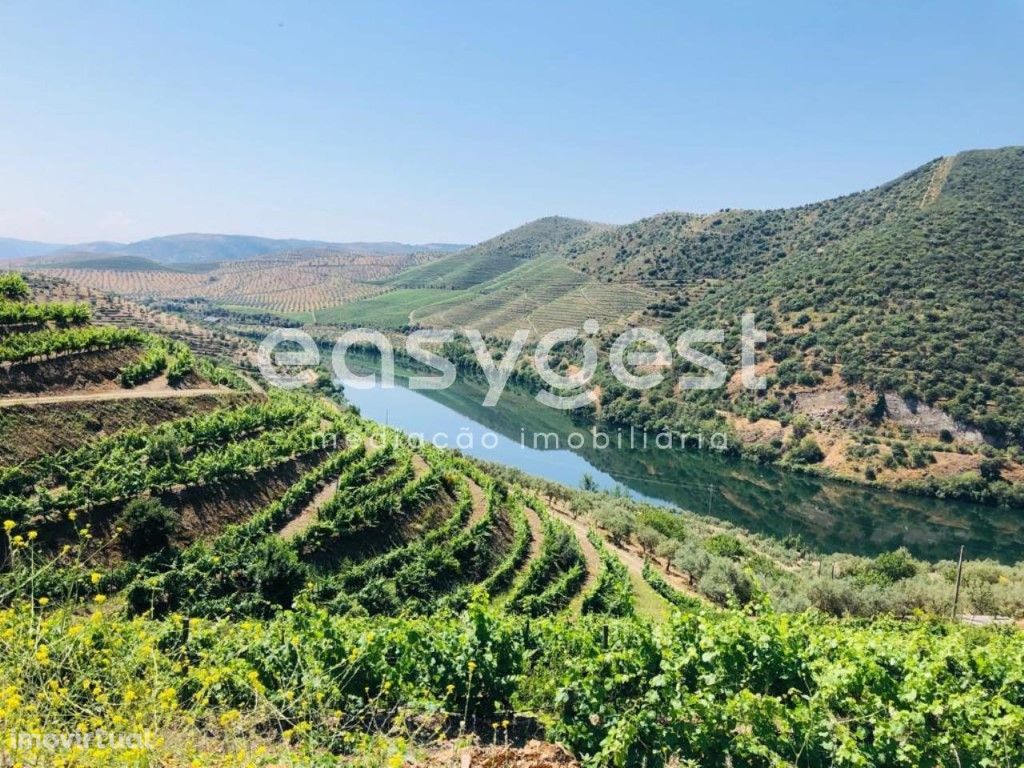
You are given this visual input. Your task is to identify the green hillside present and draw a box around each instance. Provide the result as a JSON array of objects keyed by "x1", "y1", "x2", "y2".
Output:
[
  {"x1": 38, "y1": 253, "x2": 184, "y2": 272},
  {"x1": 3, "y1": 266, "x2": 1024, "y2": 764},
  {"x1": 387, "y1": 215, "x2": 604, "y2": 289},
  {"x1": 567, "y1": 148, "x2": 1024, "y2": 446}
]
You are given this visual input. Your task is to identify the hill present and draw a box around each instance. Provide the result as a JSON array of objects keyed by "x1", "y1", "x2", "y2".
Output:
[
  {"x1": 565, "y1": 148, "x2": 1024, "y2": 450},
  {"x1": 1, "y1": 267, "x2": 1024, "y2": 765},
  {"x1": 29, "y1": 250, "x2": 446, "y2": 319},
  {"x1": 388, "y1": 215, "x2": 606, "y2": 289},
  {"x1": 0, "y1": 236, "x2": 64, "y2": 260},
  {"x1": 372, "y1": 149, "x2": 1024, "y2": 502},
  {"x1": 69, "y1": 233, "x2": 467, "y2": 264},
  {"x1": 36, "y1": 253, "x2": 183, "y2": 272}
]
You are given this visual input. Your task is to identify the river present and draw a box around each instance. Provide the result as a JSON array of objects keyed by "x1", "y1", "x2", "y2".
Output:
[{"x1": 338, "y1": 362, "x2": 1024, "y2": 562}]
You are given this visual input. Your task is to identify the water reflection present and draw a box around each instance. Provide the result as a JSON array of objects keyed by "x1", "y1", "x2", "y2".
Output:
[{"x1": 338, "y1": 361, "x2": 1024, "y2": 562}]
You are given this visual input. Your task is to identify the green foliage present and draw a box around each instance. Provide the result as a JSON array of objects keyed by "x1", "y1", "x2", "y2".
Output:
[
  {"x1": 4, "y1": 602, "x2": 1023, "y2": 767},
  {"x1": 0, "y1": 325, "x2": 143, "y2": 363},
  {"x1": 703, "y1": 533, "x2": 747, "y2": 560},
  {"x1": 786, "y1": 435, "x2": 825, "y2": 464},
  {"x1": 118, "y1": 497, "x2": 180, "y2": 557},
  {"x1": 0, "y1": 272, "x2": 30, "y2": 300},
  {"x1": 581, "y1": 532, "x2": 634, "y2": 617},
  {"x1": 643, "y1": 562, "x2": 704, "y2": 612},
  {"x1": 856, "y1": 547, "x2": 919, "y2": 586},
  {"x1": 120, "y1": 337, "x2": 194, "y2": 387},
  {"x1": 0, "y1": 299, "x2": 90, "y2": 326},
  {"x1": 508, "y1": 499, "x2": 587, "y2": 616}
]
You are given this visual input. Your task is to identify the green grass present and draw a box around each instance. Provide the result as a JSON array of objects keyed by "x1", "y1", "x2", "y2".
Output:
[
  {"x1": 388, "y1": 216, "x2": 600, "y2": 290},
  {"x1": 41, "y1": 254, "x2": 182, "y2": 272},
  {"x1": 313, "y1": 288, "x2": 466, "y2": 328},
  {"x1": 412, "y1": 255, "x2": 658, "y2": 335},
  {"x1": 217, "y1": 303, "x2": 311, "y2": 322}
]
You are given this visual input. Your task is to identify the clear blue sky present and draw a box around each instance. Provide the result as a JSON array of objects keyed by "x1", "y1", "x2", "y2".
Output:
[{"x1": 1, "y1": 1, "x2": 1021, "y2": 245}]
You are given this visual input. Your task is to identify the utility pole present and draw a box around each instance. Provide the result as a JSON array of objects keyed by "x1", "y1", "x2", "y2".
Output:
[{"x1": 951, "y1": 545, "x2": 965, "y2": 619}]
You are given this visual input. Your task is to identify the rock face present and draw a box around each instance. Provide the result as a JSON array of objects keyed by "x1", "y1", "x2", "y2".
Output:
[
  {"x1": 791, "y1": 384, "x2": 990, "y2": 444},
  {"x1": 793, "y1": 387, "x2": 850, "y2": 422},
  {"x1": 883, "y1": 393, "x2": 987, "y2": 444}
]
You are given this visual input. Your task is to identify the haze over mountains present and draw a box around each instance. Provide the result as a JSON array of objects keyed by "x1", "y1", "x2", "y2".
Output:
[
  {"x1": 13, "y1": 145, "x2": 1024, "y2": 449},
  {"x1": 0, "y1": 233, "x2": 468, "y2": 264}
]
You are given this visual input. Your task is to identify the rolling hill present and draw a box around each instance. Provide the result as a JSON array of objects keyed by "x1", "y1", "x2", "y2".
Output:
[
  {"x1": 568, "y1": 147, "x2": 1024, "y2": 444},
  {"x1": 35, "y1": 253, "x2": 183, "y2": 272},
  {"x1": 16, "y1": 234, "x2": 469, "y2": 267},
  {"x1": 387, "y1": 215, "x2": 607, "y2": 289},
  {"x1": 343, "y1": 147, "x2": 1024, "y2": 506},
  {"x1": 0, "y1": 236, "x2": 65, "y2": 260},
  {"x1": 2, "y1": 267, "x2": 1024, "y2": 765},
  {"x1": 109, "y1": 233, "x2": 438, "y2": 263}
]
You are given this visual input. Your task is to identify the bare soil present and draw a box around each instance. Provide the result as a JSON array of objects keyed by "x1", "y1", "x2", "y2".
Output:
[{"x1": 416, "y1": 740, "x2": 579, "y2": 768}]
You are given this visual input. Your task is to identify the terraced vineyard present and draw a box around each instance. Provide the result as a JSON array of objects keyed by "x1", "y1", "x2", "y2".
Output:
[
  {"x1": 0, "y1": 392, "x2": 633, "y2": 623},
  {"x1": 28, "y1": 273, "x2": 251, "y2": 362},
  {"x1": 34, "y1": 249, "x2": 439, "y2": 319},
  {"x1": 1, "y1": 269, "x2": 1023, "y2": 766},
  {"x1": 327, "y1": 255, "x2": 661, "y2": 335}
]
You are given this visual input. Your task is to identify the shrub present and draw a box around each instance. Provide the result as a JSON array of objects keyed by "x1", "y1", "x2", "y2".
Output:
[
  {"x1": 0, "y1": 272, "x2": 29, "y2": 300},
  {"x1": 704, "y1": 533, "x2": 747, "y2": 560},
  {"x1": 697, "y1": 559, "x2": 755, "y2": 606},
  {"x1": 118, "y1": 497, "x2": 180, "y2": 557},
  {"x1": 788, "y1": 436, "x2": 825, "y2": 464},
  {"x1": 857, "y1": 548, "x2": 918, "y2": 587},
  {"x1": 980, "y1": 457, "x2": 1005, "y2": 482}
]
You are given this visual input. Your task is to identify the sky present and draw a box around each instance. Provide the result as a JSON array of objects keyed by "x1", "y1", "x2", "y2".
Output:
[{"x1": 1, "y1": 1, "x2": 1022, "y2": 245}]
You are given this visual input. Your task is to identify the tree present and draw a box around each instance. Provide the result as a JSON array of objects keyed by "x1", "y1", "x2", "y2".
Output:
[
  {"x1": 598, "y1": 509, "x2": 635, "y2": 546},
  {"x1": 636, "y1": 525, "x2": 663, "y2": 557},
  {"x1": 980, "y1": 457, "x2": 1005, "y2": 482},
  {"x1": 672, "y1": 544, "x2": 710, "y2": 585},
  {"x1": 655, "y1": 539, "x2": 683, "y2": 573}
]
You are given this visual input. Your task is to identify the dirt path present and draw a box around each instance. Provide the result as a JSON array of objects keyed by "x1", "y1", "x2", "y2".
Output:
[
  {"x1": 278, "y1": 479, "x2": 338, "y2": 540},
  {"x1": 920, "y1": 155, "x2": 954, "y2": 208},
  {"x1": 522, "y1": 504, "x2": 545, "y2": 562},
  {"x1": 236, "y1": 370, "x2": 266, "y2": 395},
  {"x1": 0, "y1": 382, "x2": 233, "y2": 408},
  {"x1": 562, "y1": 514, "x2": 602, "y2": 613},
  {"x1": 411, "y1": 452, "x2": 429, "y2": 480},
  {"x1": 466, "y1": 476, "x2": 489, "y2": 525},
  {"x1": 545, "y1": 496, "x2": 690, "y2": 618},
  {"x1": 277, "y1": 434, "x2": 383, "y2": 540}
]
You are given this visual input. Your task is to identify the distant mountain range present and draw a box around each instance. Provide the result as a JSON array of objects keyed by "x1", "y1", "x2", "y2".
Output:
[
  {"x1": 0, "y1": 233, "x2": 467, "y2": 264},
  {"x1": 0, "y1": 237, "x2": 67, "y2": 260}
]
